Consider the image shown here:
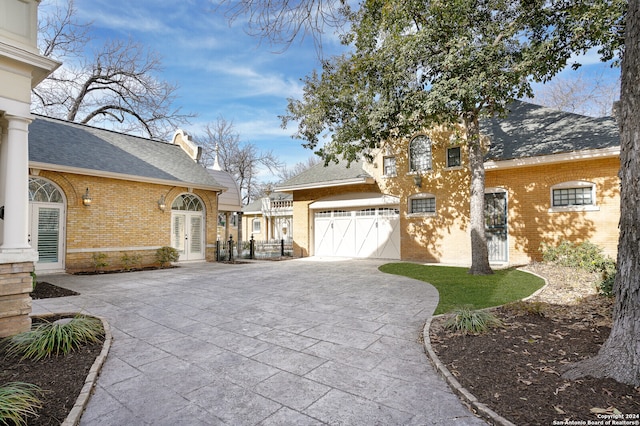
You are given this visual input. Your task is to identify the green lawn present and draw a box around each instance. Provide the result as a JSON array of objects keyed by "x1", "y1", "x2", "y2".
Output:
[{"x1": 379, "y1": 263, "x2": 545, "y2": 315}]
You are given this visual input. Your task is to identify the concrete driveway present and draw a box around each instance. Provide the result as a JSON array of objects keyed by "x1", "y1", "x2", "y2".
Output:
[{"x1": 34, "y1": 258, "x2": 486, "y2": 425}]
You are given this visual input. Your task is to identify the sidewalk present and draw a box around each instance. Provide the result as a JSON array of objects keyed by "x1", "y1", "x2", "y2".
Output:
[{"x1": 34, "y1": 258, "x2": 486, "y2": 425}]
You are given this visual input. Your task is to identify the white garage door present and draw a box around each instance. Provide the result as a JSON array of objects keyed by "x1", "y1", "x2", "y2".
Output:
[{"x1": 314, "y1": 207, "x2": 400, "y2": 259}]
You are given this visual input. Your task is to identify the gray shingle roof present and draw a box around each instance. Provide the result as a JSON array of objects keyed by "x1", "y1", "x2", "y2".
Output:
[
  {"x1": 277, "y1": 160, "x2": 372, "y2": 189},
  {"x1": 483, "y1": 100, "x2": 619, "y2": 161},
  {"x1": 29, "y1": 115, "x2": 224, "y2": 189},
  {"x1": 276, "y1": 102, "x2": 619, "y2": 188}
]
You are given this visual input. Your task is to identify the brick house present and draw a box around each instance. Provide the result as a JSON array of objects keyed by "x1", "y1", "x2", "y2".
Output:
[
  {"x1": 275, "y1": 101, "x2": 620, "y2": 266},
  {"x1": 28, "y1": 116, "x2": 228, "y2": 273}
]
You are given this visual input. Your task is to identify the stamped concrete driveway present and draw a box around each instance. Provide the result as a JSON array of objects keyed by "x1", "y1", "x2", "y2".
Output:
[{"x1": 34, "y1": 258, "x2": 486, "y2": 425}]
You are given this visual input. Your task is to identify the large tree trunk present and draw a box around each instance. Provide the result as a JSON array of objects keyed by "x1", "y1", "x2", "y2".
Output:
[
  {"x1": 563, "y1": 0, "x2": 640, "y2": 386},
  {"x1": 466, "y1": 113, "x2": 493, "y2": 275}
]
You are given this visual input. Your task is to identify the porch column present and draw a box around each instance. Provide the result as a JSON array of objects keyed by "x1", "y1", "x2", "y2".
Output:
[{"x1": 0, "y1": 115, "x2": 32, "y2": 251}]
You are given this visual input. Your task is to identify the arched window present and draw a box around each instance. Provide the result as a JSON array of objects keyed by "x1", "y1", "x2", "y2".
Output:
[
  {"x1": 409, "y1": 135, "x2": 432, "y2": 172},
  {"x1": 29, "y1": 177, "x2": 63, "y2": 203},
  {"x1": 171, "y1": 193, "x2": 203, "y2": 211}
]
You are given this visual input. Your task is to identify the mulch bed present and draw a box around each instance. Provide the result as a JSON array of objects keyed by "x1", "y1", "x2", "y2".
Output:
[
  {"x1": 429, "y1": 295, "x2": 640, "y2": 425},
  {"x1": 1, "y1": 285, "x2": 103, "y2": 425},
  {"x1": 31, "y1": 281, "x2": 79, "y2": 299}
]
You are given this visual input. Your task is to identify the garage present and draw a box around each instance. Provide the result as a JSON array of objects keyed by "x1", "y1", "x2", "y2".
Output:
[{"x1": 310, "y1": 193, "x2": 400, "y2": 259}]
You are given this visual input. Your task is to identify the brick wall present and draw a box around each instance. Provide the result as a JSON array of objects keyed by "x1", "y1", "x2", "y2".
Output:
[
  {"x1": 38, "y1": 171, "x2": 219, "y2": 271},
  {"x1": 0, "y1": 261, "x2": 33, "y2": 337},
  {"x1": 285, "y1": 132, "x2": 620, "y2": 266},
  {"x1": 486, "y1": 157, "x2": 620, "y2": 264}
]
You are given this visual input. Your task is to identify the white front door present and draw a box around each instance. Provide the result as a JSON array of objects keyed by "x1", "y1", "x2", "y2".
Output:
[
  {"x1": 29, "y1": 203, "x2": 65, "y2": 272},
  {"x1": 172, "y1": 212, "x2": 204, "y2": 261}
]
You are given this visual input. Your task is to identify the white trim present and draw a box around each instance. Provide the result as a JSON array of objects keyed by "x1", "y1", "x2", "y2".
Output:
[
  {"x1": 29, "y1": 161, "x2": 227, "y2": 192},
  {"x1": 408, "y1": 193, "x2": 436, "y2": 216},
  {"x1": 549, "y1": 180, "x2": 598, "y2": 212},
  {"x1": 484, "y1": 146, "x2": 619, "y2": 170},
  {"x1": 309, "y1": 193, "x2": 400, "y2": 209},
  {"x1": 276, "y1": 176, "x2": 375, "y2": 192}
]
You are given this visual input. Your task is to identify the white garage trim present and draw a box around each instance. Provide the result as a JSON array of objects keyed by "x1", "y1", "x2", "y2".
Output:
[
  {"x1": 313, "y1": 200, "x2": 401, "y2": 259},
  {"x1": 310, "y1": 193, "x2": 400, "y2": 210}
]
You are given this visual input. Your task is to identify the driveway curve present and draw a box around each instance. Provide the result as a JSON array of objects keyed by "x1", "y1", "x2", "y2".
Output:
[{"x1": 34, "y1": 258, "x2": 486, "y2": 425}]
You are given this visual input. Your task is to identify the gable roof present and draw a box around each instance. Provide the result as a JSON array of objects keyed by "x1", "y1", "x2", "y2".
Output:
[
  {"x1": 484, "y1": 100, "x2": 619, "y2": 161},
  {"x1": 28, "y1": 115, "x2": 224, "y2": 191},
  {"x1": 276, "y1": 102, "x2": 619, "y2": 190},
  {"x1": 276, "y1": 160, "x2": 374, "y2": 191}
]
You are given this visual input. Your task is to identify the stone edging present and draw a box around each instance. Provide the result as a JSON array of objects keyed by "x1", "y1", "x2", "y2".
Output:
[
  {"x1": 33, "y1": 313, "x2": 113, "y2": 426},
  {"x1": 421, "y1": 269, "x2": 550, "y2": 426},
  {"x1": 422, "y1": 316, "x2": 516, "y2": 426}
]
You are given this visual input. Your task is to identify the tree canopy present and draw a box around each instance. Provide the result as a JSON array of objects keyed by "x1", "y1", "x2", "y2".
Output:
[{"x1": 281, "y1": 0, "x2": 623, "y2": 274}]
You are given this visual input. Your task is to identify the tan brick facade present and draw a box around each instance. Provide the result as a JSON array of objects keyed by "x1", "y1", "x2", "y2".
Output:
[
  {"x1": 486, "y1": 157, "x2": 620, "y2": 264},
  {"x1": 285, "y1": 125, "x2": 620, "y2": 266},
  {"x1": 33, "y1": 171, "x2": 219, "y2": 272}
]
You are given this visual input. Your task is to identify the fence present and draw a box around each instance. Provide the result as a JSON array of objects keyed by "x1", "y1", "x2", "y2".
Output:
[{"x1": 216, "y1": 236, "x2": 293, "y2": 261}]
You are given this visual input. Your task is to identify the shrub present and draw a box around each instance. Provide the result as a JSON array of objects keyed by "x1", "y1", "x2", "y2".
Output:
[
  {"x1": 30, "y1": 271, "x2": 37, "y2": 292},
  {"x1": 506, "y1": 300, "x2": 546, "y2": 316},
  {"x1": 0, "y1": 382, "x2": 42, "y2": 426},
  {"x1": 120, "y1": 252, "x2": 142, "y2": 271},
  {"x1": 541, "y1": 240, "x2": 616, "y2": 297},
  {"x1": 5, "y1": 315, "x2": 103, "y2": 361},
  {"x1": 155, "y1": 246, "x2": 179, "y2": 268},
  {"x1": 91, "y1": 252, "x2": 109, "y2": 271},
  {"x1": 444, "y1": 307, "x2": 502, "y2": 334}
]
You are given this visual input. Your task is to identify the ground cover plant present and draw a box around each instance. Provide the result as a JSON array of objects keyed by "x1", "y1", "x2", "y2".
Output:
[
  {"x1": 379, "y1": 263, "x2": 545, "y2": 314},
  {"x1": 0, "y1": 300, "x2": 104, "y2": 425},
  {"x1": 0, "y1": 382, "x2": 42, "y2": 426}
]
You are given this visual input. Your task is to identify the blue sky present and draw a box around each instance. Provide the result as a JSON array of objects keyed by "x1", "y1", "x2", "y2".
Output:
[{"x1": 40, "y1": 0, "x2": 620, "y2": 180}]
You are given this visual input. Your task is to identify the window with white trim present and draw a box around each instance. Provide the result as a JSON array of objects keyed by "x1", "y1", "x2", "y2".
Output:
[
  {"x1": 252, "y1": 218, "x2": 261, "y2": 233},
  {"x1": 383, "y1": 156, "x2": 397, "y2": 176},
  {"x1": 409, "y1": 194, "x2": 436, "y2": 214},
  {"x1": 550, "y1": 181, "x2": 598, "y2": 211},
  {"x1": 409, "y1": 135, "x2": 432, "y2": 172}
]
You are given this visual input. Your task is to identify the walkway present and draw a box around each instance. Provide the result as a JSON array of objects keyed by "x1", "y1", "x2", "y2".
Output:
[{"x1": 34, "y1": 258, "x2": 486, "y2": 425}]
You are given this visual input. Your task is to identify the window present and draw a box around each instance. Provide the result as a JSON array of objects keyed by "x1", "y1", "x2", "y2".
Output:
[
  {"x1": 550, "y1": 181, "x2": 598, "y2": 211},
  {"x1": 409, "y1": 135, "x2": 432, "y2": 172},
  {"x1": 29, "y1": 177, "x2": 63, "y2": 203},
  {"x1": 172, "y1": 193, "x2": 203, "y2": 211},
  {"x1": 383, "y1": 156, "x2": 397, "y2": 176},
  {"x1": 446, "y1": 147, "x2": 461, "y2": 168},
  {"x1": 409, "y1": 195, "x2": 436, "y2": 214},
  {"x1": 553, "y1": 187, "x2": 593, "y2": 206},
  {"x1": 252, "y1": 218, "x2": 261, "y2": 233}
]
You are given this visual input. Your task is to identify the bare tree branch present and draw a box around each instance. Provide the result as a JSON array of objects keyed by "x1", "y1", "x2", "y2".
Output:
[
  {"x1": 216, "y1": 0, "x2": 350, "y2": 53},
  {"x1": 197, "y1": 117, "x2": 285, "y2": 204},
  {"x1": 32, "y1": 1, "x2": 194, "y2": 139}
]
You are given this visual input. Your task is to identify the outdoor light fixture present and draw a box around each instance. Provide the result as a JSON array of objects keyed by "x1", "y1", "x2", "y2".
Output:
[
  {"x1": 158, "y1": 194, "x2": 166, "y2": 212},
  {"x1": 82, "y1": 188, "x2": 92, "y2": 206},
  {"x1": 413, "y1": 174, "x2": 422, "y2": 188}
]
